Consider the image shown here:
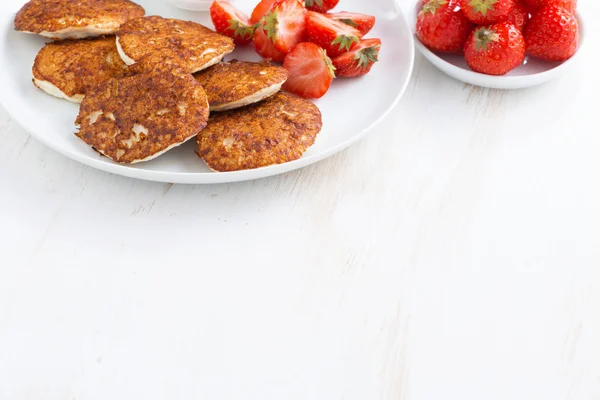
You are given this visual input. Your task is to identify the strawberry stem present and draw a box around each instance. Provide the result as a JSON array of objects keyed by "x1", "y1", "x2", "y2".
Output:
[
  {"x1": 355, "y1": 46, "x2": 379, "y2": 68},
  {"x1": 474, "y1": 26, "x2": 500, "y2": 51},
  {"x1": 422, "y1": 0, "x2": 448, "y2": 15},
  {"x1": 264, "y1": 10, "x2": 279, "y2": 44},
  {"x1": 468, "y1": 0, "x2": 498, "y2": 16}
]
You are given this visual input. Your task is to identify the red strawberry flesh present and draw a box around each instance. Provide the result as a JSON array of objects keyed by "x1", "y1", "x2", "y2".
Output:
[
  {"x1": 262, "y1": 0, "x2": 308, "y2": 54},
  {"x1": 210, "y1": 0, "x2": 254, "y2": 45},
  {"x1": 332, "y1": 38, "x2": 381, "y2": 78},
  {"x1": 283, "y1": 42, "x2": 335, "y2": 99},
  {"x1": 326, "y1": 11, "x2": 376, "y2": 36},
  {"x1": 306, "y1": 10, "x2": 362, "y2": 57}
]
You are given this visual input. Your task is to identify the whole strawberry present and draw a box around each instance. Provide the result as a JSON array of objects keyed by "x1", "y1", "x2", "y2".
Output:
[
  {"x1": 507, "y1": 0, "x2": 529, "y2": 31},
  {"x1": 461, "y1": 0, "x2": 515, "y2": 24},
  {"x1": 464, "y1": 22, "x2": 525, "y2": 75},
  {"x1": 416, "y1": 0, "x2": 473, "y2": 53},
  {"x1": 524, "y1": 5, "x2": 579, "y2": 61},
  {"x1": 524, "y1": 0, "x2": 576, "y2": 13}
]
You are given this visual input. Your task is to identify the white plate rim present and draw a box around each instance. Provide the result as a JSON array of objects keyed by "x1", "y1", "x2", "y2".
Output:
[
  {"x1": 410, "y1": 0, "x2": 586, "y2": 89},
  {"x1": 0, "y1": 1, "x2": 415, "y2": 184}
]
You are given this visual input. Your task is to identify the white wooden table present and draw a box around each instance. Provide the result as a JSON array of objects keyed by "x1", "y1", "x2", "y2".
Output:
[{"x1": 1, "y1": 1, "x2": 599, "y2": 398}]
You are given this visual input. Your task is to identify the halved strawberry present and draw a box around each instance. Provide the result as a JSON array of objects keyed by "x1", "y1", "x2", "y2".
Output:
[
  {"x1": 326, "y1": 12, "x2": 376, "y2": 36},
  {"x1": 305, "y1": 0, "x2": 339, "y2": 13},
  {"x1": 283, "y1": 42, "x2": 335, "y2": 99},
  {"x1": 261, "y1": 0, "x2": 308, "y2": 54},
  {"x1": 210, "y1": 0, "x2": 255, "y2": 45},
  {"x1": 251, "y1": 0, "x2": 278, "y2": 24},
  {"x1": 306, "y1": 10, "x2": 362, "y2": 57},
  {"x1": 253, "y1": 27, "x2": 286, "y2": 62},
  {"x1": 331, "y1": 38, "x2": 381, "y2": 77}
]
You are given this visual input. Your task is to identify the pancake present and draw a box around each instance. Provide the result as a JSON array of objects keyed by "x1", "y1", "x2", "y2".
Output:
[
  {"x1": 32, "y1": 36, "x2": 128, "y2": 103},
  {"x1": 116, "y1": 16, "x2": 235, "y2": 73},
  {"x1": 197, "y1": 92, "x2": 322, "y2": 172},
  {"x1": 75, "y1": 66, "x2": 209, "y2": 164},
  {"x1": 194, "y1": 60, "x2": 288, "y2": 112},
  {"x1": 14, "y1": 0, "x2": 145, "y2": 40}
]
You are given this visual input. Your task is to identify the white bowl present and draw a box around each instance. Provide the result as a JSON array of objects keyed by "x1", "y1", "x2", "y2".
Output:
[{"x1": 410, "y1": 1, "x2": 586, "y2": 89}]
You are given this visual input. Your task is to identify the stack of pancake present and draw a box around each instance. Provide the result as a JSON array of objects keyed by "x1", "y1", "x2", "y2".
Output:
[{"x1": 14, "y1": 0, "x2": 323, "y2": 172}]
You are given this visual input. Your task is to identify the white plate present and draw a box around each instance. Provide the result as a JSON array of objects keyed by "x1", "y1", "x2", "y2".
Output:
[
  {"x1": 0, "y1": 0, "x2": 414, "y2": 184},
  {"x1": 410, "y1": 1, "x2": 585, "y2": 89}
]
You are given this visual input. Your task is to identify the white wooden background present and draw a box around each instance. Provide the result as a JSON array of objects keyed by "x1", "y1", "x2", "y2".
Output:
[{"x1": 1, "y1": 1, "x2": 600, "y2": 399}]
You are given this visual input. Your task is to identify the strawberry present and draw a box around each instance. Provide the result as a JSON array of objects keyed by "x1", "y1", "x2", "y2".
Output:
[
  {"x1": 251, "y1": 0, "x2": 278, "y2": 24},
  {"x1": 261, "y1": 0, "x2": 308, "y2": 54},
  {"x1": 524, "y1": 5, "x2": 579, "y2": 61},
  {"x1": 305, "y1": 0, "x2": 339, "y2": 13},
  {"x1": 210, "y1": 0, "x2": 255, "y2": 45},
  {"x1": 306, "y1": 11, "x2": 362, "y2": 57},
  {"x1": 283, "y1": 42, "x2": 335, "y2": 98},
  {"x1": 524, "y1": 0, "x2": 576, "y2": 12},
  {"x1": 331, "y1": 38, "x2": 381, "y2": 78},
  {"x1": 325, "y1": 12, "x2": 376, "y2": 36},
  {"x1": 253, "y1": 27, "x2": 286, "y2": 62},
  {"x1": 464, "y1": 22, "x2": 525, "y2": 75},
  {"x1": 507, "y1": 0, "x2": 529, "y2": 31},
  {"x1": 460, "y1": 0, "x2": 515, "y2": 25},
  {"x1": 416, "y1": 0, "x2": 473, "y2": 53}
]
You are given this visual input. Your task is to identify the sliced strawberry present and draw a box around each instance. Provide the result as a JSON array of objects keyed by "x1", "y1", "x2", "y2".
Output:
[
  {"x1": 261, "y1": 0, "x2": 308, "y2": 54},
  {"x1": 251, "y1": 0, "x2": 278, "y2": 24},
  {"x1": 305, "y1": 0, "x2": 339, "y2": 13},
  {"x1": 283, "y1": 42, "x2": 335, "y2": 99},
  {"x1": 253, "y1": 27, "x2": 286, "y2": 62},
  {"x1": 306, "y1": 10, "x2": 362, "y2": 57},
  {"x1": 210, "y1": 0, "x2": 255, "y2": 45},
  {"x1": 331, "y1": 38, "x2": 381, "y2": 77},
  {"x1": 326, "y1": 12, "x2": 376, "y2": 36}
]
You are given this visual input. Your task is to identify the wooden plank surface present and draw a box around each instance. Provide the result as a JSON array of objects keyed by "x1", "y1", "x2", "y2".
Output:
[{"x1": 1, "y1": 1, "x2": 599, "y2": 398}]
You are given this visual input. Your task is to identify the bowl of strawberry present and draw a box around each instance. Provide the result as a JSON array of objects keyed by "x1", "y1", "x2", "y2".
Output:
[
  {"x1": 209, "y1": 0, "x2": 382, "y2": 98},
  {"x1": 412, "y1": 0, "x2": 585, "y2": 89}
]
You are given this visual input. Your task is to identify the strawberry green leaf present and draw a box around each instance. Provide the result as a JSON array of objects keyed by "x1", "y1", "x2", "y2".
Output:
[
  {"x1": 338, "y1": 18, "x2": 359, "y2": 28},
  {"x1": 321, "y1": 49, "x2": 337, "y2": 78},
  {"x1": 227, "y1": 19, "x2": 256, "y2": 40},
  {"x1": 354, "y1": 45, "x2": 380, "y2": 69},
  {"x1": 474, "y1": 26, "x2": 500, "y2": 51},
  {"x1": 422, "y1": 0, "x2": 448, "y2": 15},
  {"x1": 263, "y1": 10, "x2": 279, "y2": 44},
  {"x1": 468, "y1": 0, "x2": 498, "y2": 16},
  {"x1": 305, "y1": 0, "x2": 323, "y2": 8},
  {"x1": 331, "y1": 35, "x2": 359, "y2": 52}
]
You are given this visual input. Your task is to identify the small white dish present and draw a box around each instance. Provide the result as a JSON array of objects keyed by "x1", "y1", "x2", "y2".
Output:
[
  {"x1": 410, "y1": 1, "x2": 585, "y2": 89},
  {"x1": 169, "y1": 0, "x2": 212, "y2": 11}
]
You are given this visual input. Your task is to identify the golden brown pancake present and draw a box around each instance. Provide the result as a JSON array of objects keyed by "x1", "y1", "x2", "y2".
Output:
[
  {"x1": 116, "y1": 16, "x2": 235, "y2": 74},
  {"x1": 76, "y1": 66, "x2": 209, "y2": 164},
  {"x1": 14, "y1": 0, "x2": 145, "y2": 40},
  {"x1": 197, "y1": 93, "x2": 322, "y2": 172},
  {"x1": 32, "y1": 36, "x2": 128, "y2": 103},
  {"x1": 194, "y1": 60, "x2": 288, "y2": 112}
]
